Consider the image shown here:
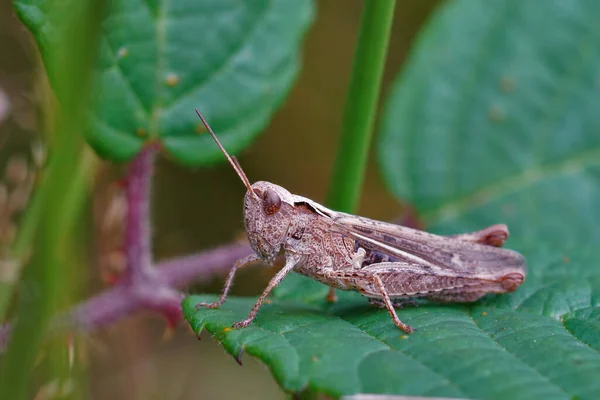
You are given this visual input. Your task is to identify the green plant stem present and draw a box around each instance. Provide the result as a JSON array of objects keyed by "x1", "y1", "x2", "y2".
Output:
[
  {"x1": 0, "y1": 122, "x2": 84, "y2": 399},
  {"x1": 0, "y1": 150, "x2": 95, "y2": 322},
  {"x1": 325, "y1": 0, "x2": 396, "y2": 212},
  {"x1": 0, "y1": 194, "x2": 41, "y2": 317},
  {"x1": 0, "y1": 0, "x2": 104, "y2": 396}
]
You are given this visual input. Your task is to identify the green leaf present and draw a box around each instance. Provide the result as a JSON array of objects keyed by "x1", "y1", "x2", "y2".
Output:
[
  {"x1": 14, "y1": 0, "x2": 314, "y2": 164},
  {"x1": 378, "y1": 0, "x2": 600, "y2": 249},
  {"x1": 184, "y1": 0, "x2": 600, "y2": 398}
]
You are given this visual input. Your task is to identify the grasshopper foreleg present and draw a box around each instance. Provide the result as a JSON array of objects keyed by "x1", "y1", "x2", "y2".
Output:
[
  {"x1": 195, "y1": 253, "x2": 261, "y2": 310},
  {"x1": 231, "y1": 253, "x2": 301, "y2": 329}
]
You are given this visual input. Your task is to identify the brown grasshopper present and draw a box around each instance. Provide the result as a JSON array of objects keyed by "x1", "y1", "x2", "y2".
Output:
[{"x1": 194, "y1": 109, "x2": 526, "y2": 333}]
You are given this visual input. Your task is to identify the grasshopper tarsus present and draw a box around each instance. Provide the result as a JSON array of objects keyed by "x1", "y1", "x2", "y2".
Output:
[
  {"x1": 195, "y1": 301, "x2": 222, "y2": 310},
  {"x1": 389, "y1": 316, "x2": 415, "y2": 334},
  {"x1": 230, "y1": 255, "x2": 299, "y2": 329},
  {"x1": 370, "y1": 297, "x2": 417, "y2": 332},
  {"x1": 325, "y1": 287, "x2": 337, "y2": 303},
  {"x1": 232, "y1": 319, "x2": 252, "y2": 329}
]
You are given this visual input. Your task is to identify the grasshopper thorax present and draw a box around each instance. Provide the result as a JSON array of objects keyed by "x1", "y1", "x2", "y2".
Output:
[{"x1": 243, "y1": 181, "x2": 295, "y2": 264}]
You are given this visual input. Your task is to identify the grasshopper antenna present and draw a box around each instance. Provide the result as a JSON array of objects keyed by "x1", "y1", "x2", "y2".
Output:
[{"x1": 195, "y1": 109, "x2": 258, "y2": 199}]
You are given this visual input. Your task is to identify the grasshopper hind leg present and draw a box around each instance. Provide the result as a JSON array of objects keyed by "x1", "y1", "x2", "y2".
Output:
[
  {"x1": 426, "y1": 291, "x2": 486, "y2": 303},
  {"x1": 448, "y1": 224, "x2": 508, "y2": 247},
  {"x1": 368, "y1": 298, "x2": 418, "y2": 309},
  {"x1": 326, "y1": 267, "x2": 415, "y2": 333}
]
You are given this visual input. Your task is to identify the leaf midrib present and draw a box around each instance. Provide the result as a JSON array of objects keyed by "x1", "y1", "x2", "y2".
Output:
[
  {"x1": 188, "y1": 295, "x2": 585, "y2": 398},
  {"x1": 190, "y1": 298, "x2": 466, "y2": 397},
  {"x1": 423, "y1": 145, "x2": 600, "y2": 224},
  {"x1": 465, "y1": 308, "x2": 571, "y2": 398},
  {"x1": 161, "y1": 0, "x2": 274, "y2": 114},
  {"x1": 149, "y1": 0, "x2": 169, "y2": 137}
]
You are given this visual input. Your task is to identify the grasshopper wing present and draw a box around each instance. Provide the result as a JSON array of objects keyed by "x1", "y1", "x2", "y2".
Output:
[{"x1": 330, "y1": 214, "x2": 526, "y2": 281}]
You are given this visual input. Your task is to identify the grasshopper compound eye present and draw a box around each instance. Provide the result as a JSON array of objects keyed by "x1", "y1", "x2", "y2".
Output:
[{"x1": 263, "y1": 188, "x2": 281, "y2": 215}]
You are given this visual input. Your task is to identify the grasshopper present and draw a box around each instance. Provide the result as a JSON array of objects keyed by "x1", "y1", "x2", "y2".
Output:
[{"x1": 194, "y1": 109, "x2": 526, "y2": 333}]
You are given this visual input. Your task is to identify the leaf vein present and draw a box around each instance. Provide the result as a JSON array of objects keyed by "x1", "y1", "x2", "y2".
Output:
[
  {"x1": 102, "y1": 38, "x2": 149, "y2": 117},
  {"x1": 425, "y1": 145, "x2": 600, "y2": 224},
  {"x1": 150, "y1": 0, "x2": 170, "y2": 135},
  {"x1": 448, "y1": 1, "x2": 513, "y2": 202},
  {"x1": 561, "y1": 312, "x2": 600, "y2": 356},
  {"x1": 465, "y1": 307, "x2": 571, "y2": 397},
  {"x1": 350, "y1": 328, "x2": 468, "y2": 396},
  {"x1": 531, "y1": 6, "x2": 600, "y2": 164},
  {"x1": 161, "y1": 0, "x2": 274, "y2": 112}
]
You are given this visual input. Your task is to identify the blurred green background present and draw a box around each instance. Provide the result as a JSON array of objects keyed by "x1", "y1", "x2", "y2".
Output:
[{"x1": 0, "y1": 1, "x2": 440, "y2": 398}]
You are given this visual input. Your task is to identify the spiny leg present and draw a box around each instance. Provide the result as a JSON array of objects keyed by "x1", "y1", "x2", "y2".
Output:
[
  {"x1": 325, "y1": 268, "x2": 415, "y2": 333},
  {"x1": 196, "y1": 253, "x2": 261, "y2": 309},
  {"x1": 232, "y1": 254, "x2": 300, "y2": 329},
  {"x1": 371, "y1": 274, "x2": 414, "y2": 333}
]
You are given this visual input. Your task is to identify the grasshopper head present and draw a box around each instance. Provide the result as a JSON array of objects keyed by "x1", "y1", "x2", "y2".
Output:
[
  {"x1": 191, "y1": 111, "x2": 296, "y2": 263},
  {"x1": 243, "y1": 181, "x2": 295, "y2": 264}
]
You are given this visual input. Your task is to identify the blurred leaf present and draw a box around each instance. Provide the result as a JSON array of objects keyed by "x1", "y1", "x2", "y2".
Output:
[
  {"x1": 378, "y1": 0, "x2": 600, "y2": 249},
  {"x1": 185, "y1": 0, "x2": 600, "y2": 398},
  {"x1": 14, "y1": 0, "x2": 314, "y2": 165}
]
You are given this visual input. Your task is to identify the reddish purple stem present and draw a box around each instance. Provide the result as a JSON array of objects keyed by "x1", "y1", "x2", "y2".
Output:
[
  {"x1": 0, "y1": 145, "x2": 255, "y2": 351},
  {"x1": 55, "y1": 241, "x2": 252, "y2": 332},
  {"x1": 124, "y1": 145, "x2": 155, "y2": 284},
  {"x1": 157, "y1": 241, "x2": 252, "y2": 287}
]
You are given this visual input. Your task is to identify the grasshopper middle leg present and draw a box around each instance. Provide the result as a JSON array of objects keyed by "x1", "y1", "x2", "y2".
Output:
[
  {"x1": 327, "y1": 268, "x2": 415, "y2": 333},
  {"x1": 447, "y1": 224, "x2": 508, "y2": 247},
  {"x1": 371, "y1": 274, "x2": 415, "y2": 333},
  {"x1": 231, "y1": 253, "x2": 302, "y2": 329}
]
